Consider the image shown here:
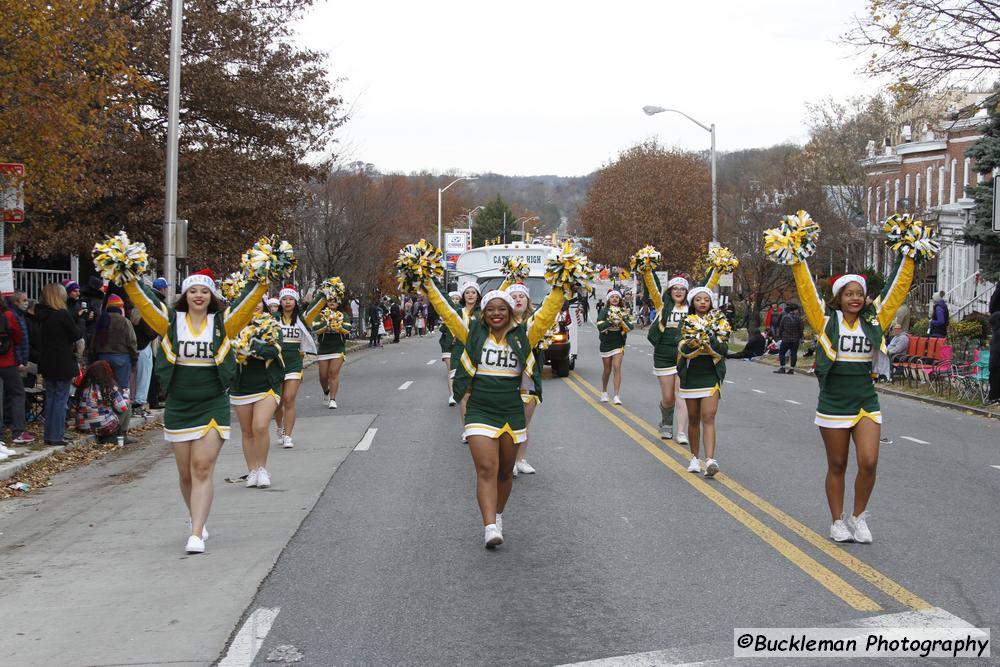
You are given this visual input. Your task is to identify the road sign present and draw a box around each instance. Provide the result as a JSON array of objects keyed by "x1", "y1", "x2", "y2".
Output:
[
  {"x1": 444, "y1": 232, "x2": 466, "y2": 254},
  {"x1": 0, "y1": 255, "x2": 12, "y2": 295},
  {"x1": 993, "y1": 176, "x2": 1000, "y2": 233},
  {"x1": 0, "y1": 163, "x2": 25, "y2": 223},
  {"x1": 446, "y1": 253, "x2": 460, "y2": 271}
]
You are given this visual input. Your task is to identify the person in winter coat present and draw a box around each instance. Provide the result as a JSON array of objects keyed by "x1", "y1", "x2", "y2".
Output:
[
  {"x1": 37, "y1": 283, "x2": 84, "y2": 446},
  {"x1": 929, "y1": 292, "x2": 949, "y2": 337},
  {"x1": 75, "y1": 360, "x2": 132, "y2": 444},
  {"x1": 0, "y1": 297, "x2": 34, "y2": 446},
  {"x1": 368, "y1": 300, "x2": 383, "y2": 347},
  {"x1": 775, "y1": 303, "x2": 804, "y2": 374},
  {"x1": 390, "y1": 299, "x2": 402, "y2": 343},
  {"x1": 764, "y1": 303, "x2": 782, "y2": 337},
  {"x1": 92, "y1": 293, "x2": 138, "y2": 396},
  {"x1": 727, "y1": 328, "x2": 766, "y2": 360}
]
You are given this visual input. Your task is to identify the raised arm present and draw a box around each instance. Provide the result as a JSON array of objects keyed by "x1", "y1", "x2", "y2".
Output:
[
  {"x1": 641, "y1": 269, "x2": 664, "y2": 312},
  {"x1": 124, "y1": 280, "x2": 169, "y2": 338},
  {"x1": 224, "y1": 281, "x2": 268, "y2": 338},
  {"x1": 424, "y1": 278, "x2": 469, "y2": 344},
  {"x1": 790, "y1": 260, "x2": 826, "y2": 334},
  {"x1": 704, "y1": 267, "x2": 721, "y2": 291},
  {"x1": 876, "y1": 255, "x2": 914, "y2": 331},
  {"x1": 302, "y1": 295, "x2": 330, "y2": 327},
  {"x1": 527, "y1": 289, "x2": 566, "y2": 347}
]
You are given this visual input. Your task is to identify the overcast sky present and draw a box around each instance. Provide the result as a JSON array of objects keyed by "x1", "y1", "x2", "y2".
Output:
[{"x1": 295, "y1": 0, "x2": 881, "y2": 176}]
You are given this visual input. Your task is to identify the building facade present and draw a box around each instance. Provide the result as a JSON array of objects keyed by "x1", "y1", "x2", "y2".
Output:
[{"x1": 861, "y1": 109, "x2": 995, "y2": 320}]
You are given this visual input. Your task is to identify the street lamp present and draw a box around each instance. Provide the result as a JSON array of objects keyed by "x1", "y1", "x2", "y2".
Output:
[
  {"x1": 466, "y1": 205, "x2": 485, "y2": 229},
  {"x1": 643, "y1": 105, "x2": 718, "y2": 243},
  {"x1": 515, "y1": 215, "x2": 540, "y2": 240},
  {"x1": 438, "y1": 176, "x2": 478, "y2": 249}
]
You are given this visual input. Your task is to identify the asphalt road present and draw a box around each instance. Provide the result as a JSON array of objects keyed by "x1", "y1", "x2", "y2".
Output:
[{"x1": 233, "y1": 324, "x2": 999, "y2": 666}]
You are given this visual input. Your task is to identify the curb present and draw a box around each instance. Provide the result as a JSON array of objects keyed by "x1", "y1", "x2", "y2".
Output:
[
  {"x1": 0, "y1": 412, "x2": 165, "y2": 482},
  {"x1": 750, "y1": 357, "x2": 1000, "y2": 421}
]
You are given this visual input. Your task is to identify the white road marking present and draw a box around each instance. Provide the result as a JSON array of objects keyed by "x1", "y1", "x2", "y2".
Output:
[
  {"x1": 990, "y1": 465, "x2": 1000, "y2": 471},
  {"x1": 398, "y1": 381, "x2": 413, "y2": 391},
  {"x1": 724, "y1": 380, "x2": 735, "y2": 385},
  {"x1": 752, "y1": 389, "x2": 766, "y2": 394},
  {"x1": 785, "y1": 399, "x2": 802, "y2": 405},
  {"x1": 900, "y1": 436, "x2": 930, "y2": 445},
  {"x1": 218, "y1": 606, "x2": 279, "y2": 666},
  {"x1": 426, "y1": 359, "x2": 436, "y2": 365},
  {"x1": 354, "y1": 428, "x2": 377, "y2": 451}
]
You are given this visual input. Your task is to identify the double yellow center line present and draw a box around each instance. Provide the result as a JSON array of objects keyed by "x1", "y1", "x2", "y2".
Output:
[{"x1": 562, "y1": 371, "x2": 932, "y2": 613}]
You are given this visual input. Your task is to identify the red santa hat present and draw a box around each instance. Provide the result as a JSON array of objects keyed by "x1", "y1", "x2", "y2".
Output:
[
  {"x1": 181, "y1": 269, "x2": 222, "y2": 299},
  {"x1": 278, "y1": 283, "x2": 300, "y2": 301}
]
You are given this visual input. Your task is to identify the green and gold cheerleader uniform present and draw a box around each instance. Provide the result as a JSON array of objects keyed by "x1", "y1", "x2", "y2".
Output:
[
  {"x1": 124, "y1": 278, "x2": 265, "y2": 443},
  {"x1": 677, "y1": 329, "x2": 728, "y2": 399},
  {"x1": 426, "y1": 284, "x2": 564, "y2": 443},
  {"x1": 449, "y1": 305, "x2": 478, "y2": 379},
  {"x1": 596, "y1": 305, "x2": 633, "y2": 357},
  {"x1": 230, "y1": 322, "x2": 284, "y2": 406},
  {"x1": 440, "y1": 322, "x2": 455, "y2": 361},
  {"x1": 313, "y1": 312, "x2": 352, "y2": 360},
  {"x1": 791, "y1": 255, "x2": 913, "y2": 428}
]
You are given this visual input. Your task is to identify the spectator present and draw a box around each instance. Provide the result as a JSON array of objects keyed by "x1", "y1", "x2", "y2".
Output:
[
  {"x1": 723, "y1": 301, "x2": 736, "y2": 327},
  {"x1": 929, "y1": 292, "x2": 949, "y2": 338},
  {"x1": 403, "y1": 298, "x2": 414, "y2": 337},
  {"x1": 350, "y1": 297, "x2": 361, "y2": 337},
  {"x1": 368, "y1": 299, "x2": 383, "y2": 347},
  {"x1": 774, "y1": 303, "x2": 804, "y2": 374},
  {"x1": 886, "y1": 324, "x2": 910, "y2": 360},
  {"x1": 389, "y1": 298, "x2": 402, "y2": 343},
  {"x1": 894, "y1": 300, "x2": 912, "y2": 332},
  {"x1": 763, "y1": 302, "x2": 781, "y2": 337},
  {"x1": 92, "y1": 293, "x2": 137, "y2": 396},
  {"x1": 131, "y1": 293, "x2": 159, "y2": 418},
  {"x1": 764, "y1": 329, "x2": 779, "y2": 355},
  {"x1": 36, "y1": 283, "x2": 84, "y2": 446},
  {"x1": 75, "y1": 360, "x2": 133, "y2": 444},
  {"x1": 23, "y1": 297, "x2": 42, "y2": 382},
  {"x1": 987, "y1": 285, "x2": 999, "y2": 404},
  {"x1": 0, "y1": 297, "x2": 34, "y2": 445},
  {"x1": 727, "y1": 328, "x2": 766, "y2": 360},
  {"x1": 78, "y1": 276, "x2": 105, "y2": 341}
]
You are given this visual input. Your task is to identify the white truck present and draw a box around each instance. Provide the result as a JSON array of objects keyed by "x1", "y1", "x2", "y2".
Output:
[{"x1": 453, "y1": 242, "x2": 579, "y2": 377}]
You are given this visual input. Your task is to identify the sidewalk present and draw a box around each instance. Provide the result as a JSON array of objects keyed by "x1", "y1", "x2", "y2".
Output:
[{"x1": 0, "y1": 372, "x2": 374, "y2": 666}]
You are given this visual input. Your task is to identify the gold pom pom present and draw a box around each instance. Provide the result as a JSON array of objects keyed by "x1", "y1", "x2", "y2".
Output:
[
  {"x1": 318, "y1": 276, "x2": 346, "y2": 304},
  {"x1": 316, "y1": 307, "x2": 349, "y2": 335},
  {"x1": 241, "y1": 236, "x2": 298, "y2": 283},
  {"x1": 220, "y1": 272, "x2": 247, "y2": 302},
  {"x1": 501, "y1": 257, "x2": 530, "y2": 284},
  {"x1": 544, "y1": 241, "x2": 596, "y2": 299},
  {"x1": 395, "y1": 240, "x2": 444, "y2": 293},
  {"x1": 233, "y1": 313, "x2": 282, "y2": 364},
  {"x1": 883, "y1": 214, "x2": 940, "y2": 262},
  {"x1": 707, "y1": 246, "x2": 739, "y2": 274},
  {"x1": 763, "y1": 210, "x2": 820, "y2": 265},
  {"x1": 92, "y1": 232, "x2": 149, "y2": 285},
  {"x1": 629, "y1": 245, "x2": 660, "y2": 274}
]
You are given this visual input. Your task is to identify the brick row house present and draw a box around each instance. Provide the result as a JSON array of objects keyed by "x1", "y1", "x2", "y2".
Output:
[{"x1": 861, "y1": 100, "x2": 995, "y2": 321}]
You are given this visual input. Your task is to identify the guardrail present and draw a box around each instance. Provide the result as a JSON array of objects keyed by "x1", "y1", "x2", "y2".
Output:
[{"x1": 14, "y1": 268, "x2": 72, "y2": 299}]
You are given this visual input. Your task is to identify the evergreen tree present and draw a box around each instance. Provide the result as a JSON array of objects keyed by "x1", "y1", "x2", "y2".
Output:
[
  {"x1": 964, "y1": 92, "x2": 1000, "y2": 282},
  {"x1": 473, "y1": 195, "x2": 516, "y2": 247}
]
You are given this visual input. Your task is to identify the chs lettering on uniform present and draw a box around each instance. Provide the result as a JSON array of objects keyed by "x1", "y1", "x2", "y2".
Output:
[
  {"x1": 840, "y1": 335, "x2": 872, "y2": 354},
  {"x1": 180, "y1": 341, "x2": 213, "y2": 359}
]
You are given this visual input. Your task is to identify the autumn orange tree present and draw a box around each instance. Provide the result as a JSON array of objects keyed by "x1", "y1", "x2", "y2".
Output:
[
  {"x1": 0, "y1": 0, "x2": 140, "y2": 215},
  {"x1": 580, "y1": 140, "x2": 711, "y2": 274}
]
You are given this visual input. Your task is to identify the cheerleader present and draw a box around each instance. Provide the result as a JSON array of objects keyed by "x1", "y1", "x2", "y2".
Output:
[
  {"x1": 507, "y1": 283, "x2": 540, "y2": 476},
  {"x1": 447, "y1": 282, "x2": 481, "y2": 410},
  {"x1": 429, "y1": 285, "x2": 565, "y2": 547},
  {"x1": 677, "y1": 287, "x2": 729, "y2": 477},
  {"x1": 644, "y1": 275, "x2": 691, "y2": 445},
  {"x1": 124, "y1": 269, "x2": 265, "y2": 553},
  {"x1": 230, "y1": 299, "x2": 284, "y2": 489},
  {"x1": 440, "y1": 290, "x2": 461, "y2": 405},
  {"x1": 273, "y1": 284, "x2": 319, "y2": 449},
  {"x1": 312, "y1": 302, "x2": 352, "y2": 409},
  {"x1": 596, "y1": 289, "x2": 633, "y2": 404},
  {"x1": 266, "y1": 297, "x2": 280, "y2": 315},
  {"x1": 789, "y1": 255, "x2": 914, "y2": 544}
]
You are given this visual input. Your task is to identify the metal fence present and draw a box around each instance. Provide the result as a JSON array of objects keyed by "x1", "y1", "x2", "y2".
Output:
[{"x1": 14, "y1": 268, "x2": 72, "y2": 299}]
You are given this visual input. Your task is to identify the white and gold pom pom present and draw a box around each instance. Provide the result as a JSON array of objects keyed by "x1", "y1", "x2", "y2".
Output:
[
  {"x1": 707, "y1": 246, "x2": 739, "y2": 274},
  {"x1": 606, "y1": 305, "x2": 626, "y2": 329},
  {"x1": 220, "y1": 272, "x2": 247, "y2": 302},
  {"x1": 92, "y1": 232, "x2": 149, "y2": 285},
  {"x1": 318, "y1": 276, "x2": 346, "y2": 304},
  {"x1": 233, "y1": 312, "x2": 282, "y2": 364},
  {"x1": 884, "y1": 214, "x2": 940, "y2": 263},
  {"x1": 544, "y1": 241, "x2": 596, "y2": 299},
  {"x1": 708, "y1": 310, "x2": 732, "y2": 343},
  {"x1": 241, "y1": 236, "x2": 298, "y2": 283},
  {"x1": 629, "y1": 245, "x2": 660, "y2": 274},
  {"x1": 395, "y1": 239, "x2": 444, "y2": 293},
  {"x1": 316, "y1": 307, "x2": 349, "y2": 335},
  {"x1": 682, "y1": 313, "x2": 711, "y2": 348},
  {"x1": 763, "y1": 210, "x2": 821, "y2": 265},
  {"x1": 501, "y1": 257, "x2": 530, "y2": 284}
]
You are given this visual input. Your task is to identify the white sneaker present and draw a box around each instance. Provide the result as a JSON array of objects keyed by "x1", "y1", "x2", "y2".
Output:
[
  {"x1": 275, "y1": 425, "x2": 284, "y2": 442},
  {"x1": 0, "y1": 443, "x2": 16, "y2": 455},
  {"x1": 658, "y1": 424, "x2": 673, "y2": 439},
  {"x1": 328, "y1": 399, "x2": 337, "y2": 409},
  {"x1": 495, "y1": 513, "x2": 503, "y2": 533},
  {"x1": 848, "y1": 512, "x2": 873, "y2": 543},
  {"x1": 282, "y1": 435, "x2": 294, "y2": 449},
  {"x1": 687, "y1": 457, "x2": 701, "y2": 473},
  {"x1": 185, "y1": 535, "x2": 205, "y2": 554},
  {"x1": 512, "y1": 463, "x2": 518, "y2": 478},
  {"x1": 516, "y1": 459, "x2": 536, "y2": 474},
  {"x1": 613, "y1": 395, "x2": 622, "y2": 405},
  {"x1": 600, "y1": 392, "x2": 609, "y2": 403},
  {"x1": 703, "y1": 458, "x2": 719, "y2": 478},
  {"x1": 484, "y1": 523, "x2": 503, "y2": 548},
  {"x1": 448, "y1": 395, "x2": 457, "y2": 406},
  {"x1": 185, "y1": 519, "x2": 208, "y2": 541},
  {"x1": 0, "y1": 451, "x2": 8, "y2": 461},
  {"x1": 245, "y1": 468, "x2": 259, "y2": 488},
  {"x1": 257, "y1": 468, "x2": 271, "y2": 488},
  {"x1": 830, "y1": 516, "x2": 853, "y2": 542},
  {"x1": 676, "y1": 432, "x2": 689, "y2": 445}
]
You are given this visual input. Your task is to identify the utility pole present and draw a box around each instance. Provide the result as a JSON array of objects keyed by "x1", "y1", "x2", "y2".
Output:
[{"x1": 164, "y1": 0, "x2": 184, "y2": 298}]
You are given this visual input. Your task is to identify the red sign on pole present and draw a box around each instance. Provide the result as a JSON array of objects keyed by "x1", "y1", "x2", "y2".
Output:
[{"x1": 0, "y1": 163, "x2": 25, "y2": 223}]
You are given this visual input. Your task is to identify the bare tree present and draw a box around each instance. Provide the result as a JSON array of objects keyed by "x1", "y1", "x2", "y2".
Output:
[{"x1": 845, "y1": 0, "x2": 1000, "y2": 91}]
